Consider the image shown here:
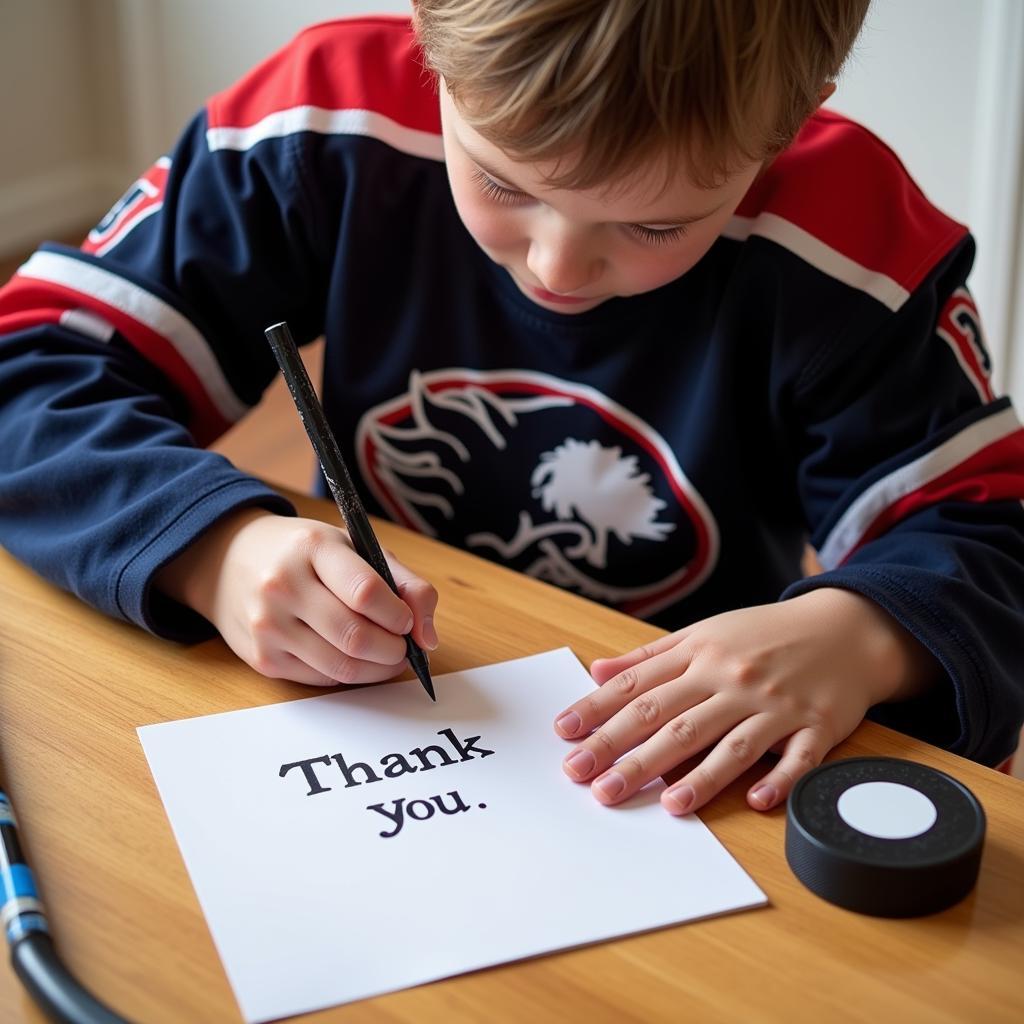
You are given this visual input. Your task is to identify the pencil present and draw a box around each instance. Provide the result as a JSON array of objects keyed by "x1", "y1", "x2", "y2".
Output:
[{"x1": 264, "y1": 321, "x2": 436, "y2": 701}]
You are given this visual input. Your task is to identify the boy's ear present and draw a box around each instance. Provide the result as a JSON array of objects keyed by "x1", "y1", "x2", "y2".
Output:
[{"x1": 818, "y1": 82, "x2": 837, "y2": 107}]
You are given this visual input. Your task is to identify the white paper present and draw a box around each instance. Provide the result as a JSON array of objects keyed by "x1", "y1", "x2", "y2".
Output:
[{"x1": 138, "y1": 648, "x2": 766, "y2": 1023}]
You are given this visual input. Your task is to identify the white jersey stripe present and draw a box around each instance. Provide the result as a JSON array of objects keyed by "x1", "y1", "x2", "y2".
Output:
[
  {"x1": 722, "y1": 212, "x2": 911, "y2": 312},
  {"x1": 58, "y1": 308, "x2": 116, "y2": 343},
  {"x1": 206, "y1": 107, "x2": 445, "y2": 162},
  {"x1": 818, "y1": 404, "x2": 1022, "y2": 568},
  {"x1": 17, "y1": 251, "x2": 248, "y2": 424}
]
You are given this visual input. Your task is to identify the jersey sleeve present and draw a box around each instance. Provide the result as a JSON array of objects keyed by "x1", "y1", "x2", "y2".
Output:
[
  {"x1": 779, "y1": 236, "x2": 1024, "y2": 765},
  {"x1": 0, "y1": 30, "x2": 354, "y2": 640},
  {"x1": 0, "y1": 17, "x2": 441, "y2": 642}
]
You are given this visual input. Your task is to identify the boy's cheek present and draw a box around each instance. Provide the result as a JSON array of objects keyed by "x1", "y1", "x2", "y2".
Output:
[
  {"x1": 637, "y1": 235, "x2": 721, "y2": 290},
  {"x1": 452, "y1": 199, "x2": 522, "y2": 255},
  {"x1": 617, "y1": 251, "x2": 697, "y2": 297}
]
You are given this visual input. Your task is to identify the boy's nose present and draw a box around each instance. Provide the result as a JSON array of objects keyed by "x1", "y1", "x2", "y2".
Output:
[{"x1": 526, "y1": 235, "x2": 601, "y2": 296}]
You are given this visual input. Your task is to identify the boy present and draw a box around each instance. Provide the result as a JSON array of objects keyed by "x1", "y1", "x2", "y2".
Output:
[{"x1": 1, "y1": 2, "x2": 1022, "y2": 819}]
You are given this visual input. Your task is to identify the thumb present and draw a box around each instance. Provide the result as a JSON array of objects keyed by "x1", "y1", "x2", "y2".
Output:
[{"x1": 387, "y1": 552, "x2": 440, "y2": 651}]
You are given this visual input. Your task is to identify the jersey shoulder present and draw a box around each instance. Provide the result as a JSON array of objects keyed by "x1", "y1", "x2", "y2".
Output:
[
  {"x1": 206, "y1": 16, "x2": 439, "y2": 137},
  {"x1": 733, "y1": 109, "x2": 968, "y2": 302}
]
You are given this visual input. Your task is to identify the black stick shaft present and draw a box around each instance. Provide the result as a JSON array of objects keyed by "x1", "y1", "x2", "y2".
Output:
[{"x1": 264, "y1": 322, "x2": 435, "y2": 700}]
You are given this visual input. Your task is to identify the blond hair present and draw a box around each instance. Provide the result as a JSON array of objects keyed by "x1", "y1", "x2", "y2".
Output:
[{"x1": 415, "y1": 0, "x2": 870, "y2": 189}]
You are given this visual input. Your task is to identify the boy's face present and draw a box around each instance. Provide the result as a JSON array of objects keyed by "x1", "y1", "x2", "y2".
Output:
[{"x1": 440, "y1": 86, "x2": 761, "y2": 315}]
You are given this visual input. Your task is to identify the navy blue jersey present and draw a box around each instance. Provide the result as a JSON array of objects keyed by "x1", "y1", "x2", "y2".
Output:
[{"x1": 2, "y1": 17, "x2": 1023, "y2": 763}]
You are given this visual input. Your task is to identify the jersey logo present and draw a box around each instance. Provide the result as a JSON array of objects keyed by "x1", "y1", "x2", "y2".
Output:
[
  {"x1": 83, "y1": 157, "x2": 171, "y2": 257},
  {"x1": 356, "y1": 369, "x2": 719, "y2": 618},
  {"x1": 936, "y1": 287, "x2": 994, "y2": 402}
]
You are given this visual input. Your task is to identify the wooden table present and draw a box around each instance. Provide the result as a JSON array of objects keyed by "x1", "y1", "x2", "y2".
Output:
[{"x1": 1, "y1": 489, "x2": 1022, "y2": 1023}]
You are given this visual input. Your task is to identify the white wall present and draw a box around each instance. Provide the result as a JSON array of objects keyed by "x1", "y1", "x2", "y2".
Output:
[
  {"x1": 2, "y1": 0, "x2": 1022, "y2": 400},
  {"x1": 0, "y1": 0, "x2": 411, "y2": 252},
  {"x1": 153, "y1": 0, "x2": 412, "y2": 146},
  {"x1": 0, "y1": 0, "x2": 120, "y2": 252}
]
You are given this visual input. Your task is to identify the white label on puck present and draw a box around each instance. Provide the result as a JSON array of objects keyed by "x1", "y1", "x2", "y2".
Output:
[{"x1": 836, "y1": 781, "x2": 938, "y2": 839}]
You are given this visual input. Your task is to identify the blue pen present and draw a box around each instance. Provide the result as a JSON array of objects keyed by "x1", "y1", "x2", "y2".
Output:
[{"x1": 1, "y1": 789, "x2": 133, "y2": 1023}]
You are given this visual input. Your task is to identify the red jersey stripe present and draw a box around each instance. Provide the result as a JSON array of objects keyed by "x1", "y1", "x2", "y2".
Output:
[
  {"x1": 0, "y1": 308, "x2": 63, "y2": 336},
  {"x1": 737, "y1": 110, "x2": 968, "y2": 297},
  {"x1": 207, "y1": 17, "x2": 440, "y2": 137},
  {"x1": 2, "y1": 262, "x2": 238, "y2": 445},
  {"x1": 819, "y1": 406, "x2": 1024, "y2": 568},
  {"x1": 841, "y1": 428, "x2": 1024, "y2": 563}
]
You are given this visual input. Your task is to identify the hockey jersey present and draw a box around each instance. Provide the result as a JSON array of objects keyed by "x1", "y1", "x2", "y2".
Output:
[{"x1": 1, "y1": 16, "x2": 1023, "y2": 764}]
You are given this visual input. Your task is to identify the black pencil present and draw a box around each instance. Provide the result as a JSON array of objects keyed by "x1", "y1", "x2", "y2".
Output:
[{"x1": 264, "y1": 321, "x2": 435, "y2": 701}]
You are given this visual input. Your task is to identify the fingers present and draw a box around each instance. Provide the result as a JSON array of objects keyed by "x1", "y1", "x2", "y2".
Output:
[
  {"x1": 204, "y1": 515, "x2": 442, "y2": 687},
  {"x1": 265, "y1": 652, "x2": 341, "y2": 688},
  {"x1": 555, "y1": 644, "x2": 695, "y2": 741},
  {"x1": 311, "y1": 537, "x2": 440, "y2": 649},
  {"x1": 286, "y1": 549, "x2": 439, "y2": 683},
  {"x1": 284, "y1": 623, "x2": 408, "y2": 687},
  {"x1": 387, "y1": 552, "x2": 440, "y2": 651},
  {"x1": 570, "y1": 598, "x2": 869, "y2": 818},
  {"x1": 257, "y1": 650, "x2": 402, "y2": 688},
  {"x1": 659, "y1": 713, "x2": 781, "y2": 815},
  {"x1": 659, "y1": 724, "x2": 826, "y2": 816},
  {"x1": 311, "y1": 539, "x2": 417, "y2": 636},
  {"x1": 565, "y1": 696, "x2": 739, "y2": 805},
  {"x1": 299, "y1": 586, "x2": 408, "y2": 666},
  {"x1": 743, "y1": 728, "x2": 827, "y2": 811},
  {"x1": 589, "y1": 632, "x2": 688, "y2": 685},
  {"x1": 242, "y1": 611, "x2": 407, "y2": 687}
]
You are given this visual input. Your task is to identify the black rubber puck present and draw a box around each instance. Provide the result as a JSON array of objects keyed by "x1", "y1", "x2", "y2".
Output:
[{"x1": 785, "y1": 757, "x2": 985, "y2": 917}]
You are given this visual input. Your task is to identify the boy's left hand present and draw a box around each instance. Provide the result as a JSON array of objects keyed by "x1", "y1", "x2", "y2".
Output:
[{"x1": 553, "y1": 588, "x2": 939, "y2": 815}]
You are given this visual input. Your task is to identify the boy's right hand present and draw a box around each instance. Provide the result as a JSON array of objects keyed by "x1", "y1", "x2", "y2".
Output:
[{"x1": 154, "y1": 508, "x2": 439, "y2": 686}]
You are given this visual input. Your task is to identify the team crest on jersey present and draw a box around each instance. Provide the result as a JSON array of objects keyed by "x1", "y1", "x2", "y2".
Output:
[
  {"x1": 936, "y1": 287, "x2": 994, "y2": 402},
  {"x1": 356, "y1": 369, "x2": 719, "y2": 618},
  {"x1": 83, "y1": 157, "x2": 171, "y2": 257}
]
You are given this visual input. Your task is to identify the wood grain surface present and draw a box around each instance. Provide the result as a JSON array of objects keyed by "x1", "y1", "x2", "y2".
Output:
[{"x1": 0, "y1": 488, "x2": 1022, "y2": 1023}]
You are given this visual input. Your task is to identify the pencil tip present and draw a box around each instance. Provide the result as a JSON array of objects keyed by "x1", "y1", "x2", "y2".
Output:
[{"x1": 405, "y1": 638, "x2": 436, "y2": 701}]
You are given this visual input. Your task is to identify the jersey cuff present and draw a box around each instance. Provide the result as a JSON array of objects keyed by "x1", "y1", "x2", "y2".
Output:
[
  {"x1": 779, "y1": 569, "x2": 977, "y2": 758},
  {"x1": 116, "y1": 478, "x2": 295, "y2": 643}
]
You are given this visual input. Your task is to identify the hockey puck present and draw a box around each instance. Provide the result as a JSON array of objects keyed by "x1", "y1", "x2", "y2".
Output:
[{"x1": 785, "y1": 757, "x2": 985, "y2": 917}]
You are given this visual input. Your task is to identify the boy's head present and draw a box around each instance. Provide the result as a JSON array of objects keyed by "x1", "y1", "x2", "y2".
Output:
[{"x1": 416, "y1": 0, "x2": 870, "y2": 313}]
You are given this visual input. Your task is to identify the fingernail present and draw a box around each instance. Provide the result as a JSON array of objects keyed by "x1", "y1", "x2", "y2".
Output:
[
  {"x1": 594, "y1": 771, "x2": 626, "y2": 800},
  {"x1": 750, "y1": 783, "x2": 777, "y2": 809},
  {"x1": 401, "y1": 614, "x2": 415, "y2": 635},
  {"x1": 564, "y1": 749, "x2": 596, "y2": 779},
  {"x1": 422, "y1": 616, "x2": 438, "y2": 650},
  {"x1": 664, "y1": 784, "x2": 695, "y2": 815},
  {"x1": 555, "y1": 711, "x2": 582, "y2": 736}
]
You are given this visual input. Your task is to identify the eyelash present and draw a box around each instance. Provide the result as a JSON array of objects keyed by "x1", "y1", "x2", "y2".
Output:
[
  {"x1": 470, "y1": 166, "x2": 689, "y2": 245},
  {"x1": 627, "y1": 223, "x2": 688, "y2": 245},
  {"x1": 470, "y1": 167, "x2": 526, "y2": 206}
]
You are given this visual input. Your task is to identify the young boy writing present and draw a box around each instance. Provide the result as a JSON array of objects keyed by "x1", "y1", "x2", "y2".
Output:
[{"x1": 1, "y1": 1, "x2": 1022, "y2": 818}]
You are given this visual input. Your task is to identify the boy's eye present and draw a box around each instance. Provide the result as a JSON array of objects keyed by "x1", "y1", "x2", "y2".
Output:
[
  {"x1": 627, "y1": 223, "x2": 688, "y2": 245},
  {"x1": 471, "y1": 167, "x2": 527, "y2": 205}
]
